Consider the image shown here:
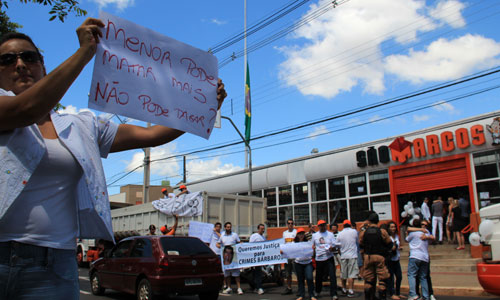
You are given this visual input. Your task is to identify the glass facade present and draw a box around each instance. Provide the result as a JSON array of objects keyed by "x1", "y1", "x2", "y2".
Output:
[
  {"x1": 474, "y1": 150, "x2": 500, "y2": 208},
  {"x1": 294, "y1": 183, "x2": 309, "y2": 203},
  {"x1": 311, "y1": 180, "x2": 327, "y2": 202},
  {"x1": 264, "y1": 170, "x2": 390, "y2": 227}
]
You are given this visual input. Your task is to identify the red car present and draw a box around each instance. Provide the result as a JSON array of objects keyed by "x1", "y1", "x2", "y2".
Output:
[{"x1": 89, "y1": 235, "x2": 224, "y2": 300}]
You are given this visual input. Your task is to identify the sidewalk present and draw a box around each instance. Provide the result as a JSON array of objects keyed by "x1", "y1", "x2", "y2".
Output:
[{"x1": 291, "y1": 243, "x2": 496, "y2": 298}]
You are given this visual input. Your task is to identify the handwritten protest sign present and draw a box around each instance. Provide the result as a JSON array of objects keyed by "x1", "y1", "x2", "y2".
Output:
[
  {"x1": 222, "y1": 238, "x2": 286, "y2": 270},
  {"x1": 89, "y1": 12, "x2": 219, "y2": 139},
  {"x1": 152, "y1": 192, "x2": 203, "y2": 217},
  {"x1": 188, "y1": 221, "x2": 214, "y2": 243},
  {"x1": 280, "y1": 242, "x2": 313, "y2": 259}
]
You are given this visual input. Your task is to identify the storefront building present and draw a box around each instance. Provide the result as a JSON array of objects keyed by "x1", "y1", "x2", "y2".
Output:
[{"x1": 187, "y1": 111, "x2": 500, "y2": 227}]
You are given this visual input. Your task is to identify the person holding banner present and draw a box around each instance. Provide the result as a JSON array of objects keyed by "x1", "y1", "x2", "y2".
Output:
[
  {"x1": 282, "y1": 218, "x2": 297, "y2": 295},
  {"x1": 176, "y1": 184, "x2": 189, "y2": 197},
  {"x1": 220, "y1": 222, "x2": 243, "y2": 295},
  {"x1": 313, "y1": 220, "x2": 339, "y2": 300},
  {"x1": 0, "y1": 18, "x2": 226, "y2": 300},
  {"x1": 293, "y1": 228, "x2": 316, "y2": 300},
  {"x1": 249, "y1": 224, "x2": 266, "y2": 295},
  {"x1": 160, "y1": 214, "x2": 178, "y2": 235}
]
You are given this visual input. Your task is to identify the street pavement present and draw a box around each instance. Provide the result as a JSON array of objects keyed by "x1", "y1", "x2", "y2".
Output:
[{"x1": 77, "y1": 268, "x2": 500, "y2": 300}]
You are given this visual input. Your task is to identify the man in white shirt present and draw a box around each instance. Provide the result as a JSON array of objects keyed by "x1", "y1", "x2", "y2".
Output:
[
  {"x1": 313, "y1": 220, "x2": 339, "y2": 300},
  {"x1": 282, "y1": 218, "x2": 296, "y2": 295},
  {"x1": 406, "y1": 219, "x2": 434, "y2": 300},
  {"x1": 336, "y1": 220, "x2": 358, "y2": 298},
  {"x1": 249, "y1": 224, "x2": 266, "y2": 295},
  {"x1": 209, "y1": 222, "x2": 222, "y2": 255},
  {"x1": 421, "y1": 197, "x2": 431, "y2": 221},
  {"x1": 220, "y1": 222, "x2": 243, "y2": 295}
]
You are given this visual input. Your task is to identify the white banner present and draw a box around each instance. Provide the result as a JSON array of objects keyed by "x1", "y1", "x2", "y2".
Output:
[
  {"x1": 152, "y1": 192, "x2": 203, "y2": 217},
  {"x1": 188, "y1": 221, "x2": 214, "y2": 243},
  {"x1": 89, "y1": 12, "x2": 219, "y2": 139},
  {"x1": 280, "y1": 242, "x2": 314, "y2": 259},
  {"x1": 222, "y1": 238, "x2": 286, "y2": 270}
]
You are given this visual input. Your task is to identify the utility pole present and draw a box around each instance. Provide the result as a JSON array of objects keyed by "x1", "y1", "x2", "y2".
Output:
[
  {"x1": 183, "y1": 155, "x2": 187, "y2": 183},
  {"x1": 244, "y1": 0, "x2": 249, "y2": 170},
  {"x1": 222, "y1": 116, "x2": 252, "y2": 195},
  {"x1": 142, "y1": 122, "x2": 151, "y2": 203}
]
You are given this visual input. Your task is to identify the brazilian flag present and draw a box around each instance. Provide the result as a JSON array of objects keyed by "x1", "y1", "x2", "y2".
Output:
[{"x1": 244, "y1": 61, "x2": 251, "y2": 143}]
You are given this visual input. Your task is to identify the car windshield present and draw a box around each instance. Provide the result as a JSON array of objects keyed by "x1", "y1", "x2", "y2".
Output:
[{"x1": 160, "y1": 237, "x2": 213, "y2": 256}]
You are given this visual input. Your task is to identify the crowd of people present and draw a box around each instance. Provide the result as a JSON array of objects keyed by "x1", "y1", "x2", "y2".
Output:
[
  {"x1": 419, "y1": 196, "x2": 470, "y2": 250},
  {"x1": 195, "y1": 209, "x2": 442, "y2": 300}
]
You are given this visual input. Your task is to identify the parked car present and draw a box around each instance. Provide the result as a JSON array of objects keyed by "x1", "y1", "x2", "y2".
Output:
[{"x1": 89, "y1": 235, "x2": 224, "y2": 300}]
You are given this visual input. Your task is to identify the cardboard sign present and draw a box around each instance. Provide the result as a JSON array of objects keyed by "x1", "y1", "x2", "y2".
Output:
[
  {"x1": 188, "y1": 221, "x2": 214, "y2": 243},
  {"x1": 280, "y1": 242, "x2": 314, "y2": 259},
  {"x1": 89, "y1": 12, "x2": 219, "y2": 139}
]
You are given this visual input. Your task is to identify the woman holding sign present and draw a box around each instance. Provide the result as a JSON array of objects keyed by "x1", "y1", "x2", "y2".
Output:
[
  {"x1": 0, "y1": 18, "x2": 226, "y2": 300},
  {"x1": 293, "y1": 228, "x2": 316, "y2": 300}
]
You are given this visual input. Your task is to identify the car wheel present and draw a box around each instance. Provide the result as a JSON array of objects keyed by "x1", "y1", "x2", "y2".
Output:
[
  {"x1": 137, "y1": 278, "x2": 154, "y2": 300},
  {"x1": 90, "y1": 272, "x2": 105, "y2": 295},
  {"x1": 199, "y1": 291, "x2": 219, "y2": 300}
]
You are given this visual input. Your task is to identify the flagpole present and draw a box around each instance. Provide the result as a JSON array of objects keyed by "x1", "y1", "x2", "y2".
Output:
[{"x1": 244, "y1": 0, "x2": 249, "y2": 171}]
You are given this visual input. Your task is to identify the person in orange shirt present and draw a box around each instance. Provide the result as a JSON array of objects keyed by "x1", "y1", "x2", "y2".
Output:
[{"x1": 160, "y1": 214, "x2": 178, "y2": 235}]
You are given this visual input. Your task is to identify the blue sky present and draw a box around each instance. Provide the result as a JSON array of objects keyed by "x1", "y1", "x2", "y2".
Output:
[{"x1": 6, "y1": 0, "x2": 500, "y2": 195}]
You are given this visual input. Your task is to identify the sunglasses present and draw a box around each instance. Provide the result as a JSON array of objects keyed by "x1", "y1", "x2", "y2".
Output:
[
  {"x1": 287, "y1": 222, "x2": 294, "y2": 225},
  {"x1": 0, "y1": 51, "x2": 41, "y2": 66}
]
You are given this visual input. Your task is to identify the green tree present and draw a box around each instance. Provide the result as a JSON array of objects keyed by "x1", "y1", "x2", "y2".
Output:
[
  {"x1": 0, "y1": 10, "x2": 21, "y2": 35},
  {"x1": 0, "y1": 0, "x2": 87, "y2": 23}
]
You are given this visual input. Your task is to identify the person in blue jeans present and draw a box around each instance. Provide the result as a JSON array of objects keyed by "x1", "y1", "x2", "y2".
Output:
[
  {"x1": 406, "y1": 219, "x2": 435, "y2": 300},
  {"x1": 0, "y1": 19, "x2": 226, "y2": 300},
  {"x1": 293, "y1": 228, "x2": 316, "y2": 300}
]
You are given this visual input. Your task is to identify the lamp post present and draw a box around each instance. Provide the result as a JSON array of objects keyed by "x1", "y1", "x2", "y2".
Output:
[{"x1": 221, "y1": 116, "x2": 252, "y2": 195}]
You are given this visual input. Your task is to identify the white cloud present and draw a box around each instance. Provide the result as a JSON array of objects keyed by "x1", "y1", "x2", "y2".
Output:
[
  {"x1": 58, "y1": 104, "x2": 91, "y2": 115},
  {"x1": 430, "y1": 0, "x2": 466, "y2": 28},
  {"x1": 91, "y1": 0, "x2": 134, "y2": 10},
  {"x1": 211, "y1": 18, "x2": 227, "y2": 25},
  {"x1": 432, "y1": 100, "x2": 459, "y2": 114},
  {"x1": 123, "y1": 143, "x2": 242, "y2": 182},
  {"x1": 413, "y1": 114, "x2": 431, "y2": 122},
  {"x1": 125, "y1": 143, "x2": 180, "y2": 177},
  {"x1": 385, "y1": 34, "x2": 500, "y2": 84},
  {"x1": 186, "y1": 157, "x2": 242, "y2": 181},
  {"x1": 278, "y1": 0, "x2": 446, "y2": 98},
  {"x1": 307, "y1": 125, "x2": 330, "y2": 140}
]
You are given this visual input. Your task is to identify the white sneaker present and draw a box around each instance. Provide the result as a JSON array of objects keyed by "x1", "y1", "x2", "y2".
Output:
[
  {"x1": 257, "y1": 288, "x2": 264, "y2": 295},
  {"x1": 222, "y1": 287, "x2": 232, "y2": 294},
  {"x1": 430, "y1": 295, "x2": 437, "y2": 300},
  {"x1": 237, "y1": 288, "x2": 244, "y2": 295}
]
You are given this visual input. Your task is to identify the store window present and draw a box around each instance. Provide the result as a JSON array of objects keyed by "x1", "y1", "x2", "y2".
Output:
[
  {"x1": 369, "y1": 170, "x2": 390, "y2": 194},
  {"x1": 266, "y1": 208, "x2": 278, "y2": 228},
  {"x1": 278, "y1": 186, "x2": 292, "y2": 205},
  {"x1": 294, "y1": 204, "x2": 310, "y2": 226},
  {"x1": 474, "y1": 150, "x2": 499, "y2": 180},
  {"x1": 252, "y1": 190, "x2": 263, "y2": 198},
  {"x1": 311, "y1": 180, "x2": 327, "y2": 202},
  {"x1": 476, "y1": 180, "x2": 500, "y2": 208},
  {"x1": 278, "y1": 206, "x2": 293, "y2": 227},
  {"x1": 311, "y1": 202, "x2": 328, "y2": 225},
  {"x1": 370, "y1": 195, "x2": 392, "y2": 220},
  {"x1": 328, "y1": 177, "x2": 346, "y2": 199},
  {"x1": 294, "y1": 183, "x2": 308, "y2": 203},
  {"x1": 349, "y1": 197, "x2": 369, "y2": 222},
  {"x1": 264, "y1": 188, "x2": 277, "y2": 207},
  {"x1": 349, "y1": 174, "x2": 367, "y2": 197},
  {"x1": 329, "y1": 200, "x2": 348, "y2": 225}
]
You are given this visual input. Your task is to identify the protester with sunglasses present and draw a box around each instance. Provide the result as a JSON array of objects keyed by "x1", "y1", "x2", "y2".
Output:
[
  {"x1": 0, "y1": 18, "x2": 226, "y2": 300},
  {"x1": 282, "y1": 218, "x2": 297, "y2": 295}
]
